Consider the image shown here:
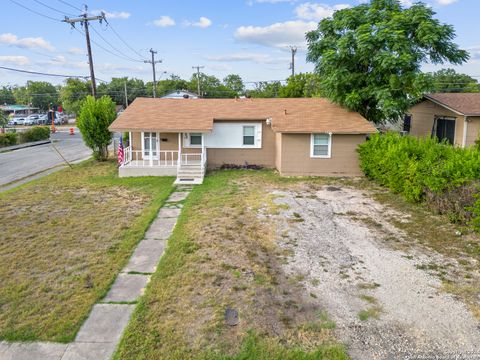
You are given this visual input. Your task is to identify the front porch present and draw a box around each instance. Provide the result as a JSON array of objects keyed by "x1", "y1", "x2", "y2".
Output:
[{"x1": 119, "y1": 132, "x2": 207, "y2": 184}]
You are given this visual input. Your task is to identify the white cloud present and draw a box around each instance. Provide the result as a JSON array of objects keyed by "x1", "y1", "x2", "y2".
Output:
[
  {"x1": 93, "y1": 10, "x2": 131, "y2": 19},
  {"x1": 295, "y1": 3, "x2": 350, "y2": 21},
  {"x1": 153, "y1": 16, "x2": 176, "y2": 27},
  {"x1": 205, "y1": 52, "x2": 288, "y2": 64},
  {"x1": 40, "y1": 55, "x2": 87, "y2": 69},
  {"x1": 184, "y1": 17, "x2": 212, "y2": 28},
  {"x1": 436, "y1": 0, "x2": 458, "y2": 5},
  {"x1": 0, "y1": 55, "x2": 30, "y2": 65},
  {"x1": 68, "y1": 47, "x2": 84, "y2": 55},
  {"x1": 234, "y1": 20, "x2": 316, "y2": 48},
  {"x1": 0, "y1": 33, "x2": 54, "y2": 51}
]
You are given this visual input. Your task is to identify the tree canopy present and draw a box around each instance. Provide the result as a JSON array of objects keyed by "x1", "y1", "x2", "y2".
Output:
[
  {"x1": 59, "y1": 78, "x2": 90, "y2": 115},
  {"x1": 306, "y1": 0, "x2": 469, "y2": 124},
  {"x1": 425, "y1": 68, "x2": 479, "y2": 93}
]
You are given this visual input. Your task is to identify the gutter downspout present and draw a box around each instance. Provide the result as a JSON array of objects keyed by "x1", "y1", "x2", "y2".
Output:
[{"x1": 462, "y1": 115, "x2": 468, "y2": 148}]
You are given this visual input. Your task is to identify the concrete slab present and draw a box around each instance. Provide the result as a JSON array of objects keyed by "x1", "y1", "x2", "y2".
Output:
[
  {"x1": 166, "y1": 191, "x2": 189, "y2": 202},
  {"x1": 76, "y1": 304, "x2": 135, "y2": 343},
  {"x1": 103, "y1": 274, "x2": 149, "y2": 303},
  {"x1": 123, "y1": 240, "x2": 166, "y2": 273},
  {"x1": 157, "y1": 207, "x2": 181, "y2": 218},
  {"x1": 144, "y1": 217, "x2": 177, "y2": 240},
  {"x1": 61, "y1": 342, "x2": 117, "y2": 360},
  {"x1": 1, "y1": 342, "x2": 67, "y2": 360}
]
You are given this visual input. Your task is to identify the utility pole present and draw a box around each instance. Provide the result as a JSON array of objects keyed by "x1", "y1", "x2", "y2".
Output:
[
  {"x1": 144, "y1": 49, "x2": 162, "y2": 98},
  {"x1": 124, "y1": 81, "x2": 128, "y2": 108},
  {"x1": 192, "y1": 66, "x2": 204, "y2": 97},
  {"x1": 289, "y1": 46, "x2": 297, "y2": 77},
  {"x1": 63, "y1": 5, "x2": 105, "y2": 97}
]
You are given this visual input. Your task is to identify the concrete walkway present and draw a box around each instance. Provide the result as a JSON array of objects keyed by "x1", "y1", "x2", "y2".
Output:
[{"x1": 0, "y1": 186, "x2": 192, "y2": 360}]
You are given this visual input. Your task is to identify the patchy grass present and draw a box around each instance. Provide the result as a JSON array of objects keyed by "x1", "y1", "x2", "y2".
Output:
[
  {"x1": 0, "y1": 160, "x2": 174, "y2": 342},
  {"x1": 358, "y1": 306, "x2": 382, "y2": 321},
  {"x1": 114, "y1": 170, "x2": 346, "y2": 360}
]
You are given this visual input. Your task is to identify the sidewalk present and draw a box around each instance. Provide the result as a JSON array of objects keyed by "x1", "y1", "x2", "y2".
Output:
[
  {"x1": 0, "y1": 186, "x2": 192, "y2": 360},
  {"x1": 0, "y1": 139, "x2": 51, "y2": 152}
]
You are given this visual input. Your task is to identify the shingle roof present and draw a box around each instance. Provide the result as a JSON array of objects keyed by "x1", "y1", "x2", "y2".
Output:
[
  {"x1": 425, "y1": 93, "x2": 480, "y2": 116},
  {"x1": 108, "y1": 97, "x2": 377, "y2": 134}
]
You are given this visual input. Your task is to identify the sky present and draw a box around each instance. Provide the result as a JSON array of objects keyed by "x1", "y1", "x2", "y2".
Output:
[{"x1": 0, "y1": 0, "x2": 479, "y2": 88}]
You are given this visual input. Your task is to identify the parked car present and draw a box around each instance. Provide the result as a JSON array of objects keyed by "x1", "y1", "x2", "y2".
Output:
[
  {"x1": 37, "y1": 114, "x2": 48, "y2": 125},
  {"x1": 24, "y1": 114, "x2": 40, "y2": 125},
  {"x1": 8, "y1": 117, "x2": 26, "y2": 126}
]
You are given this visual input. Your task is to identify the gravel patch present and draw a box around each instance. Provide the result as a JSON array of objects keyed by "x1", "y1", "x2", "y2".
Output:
[{"x1": 272, "y1": 185, "x2": 480, "y2": 359}]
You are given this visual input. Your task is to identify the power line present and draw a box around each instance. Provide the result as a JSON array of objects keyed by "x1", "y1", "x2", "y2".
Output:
[
  {"x1": 32, "y1": 0, "x2": 76, "y2": 17},
  {"x1": 9, "y1": 0, "x2": 61, "y2": 22},
  {"x1": 104, "y1": 21, "x2": 146, "y2": 61},
  {"x1": 90, "y1": 24, "x2": 144, "y2": 63},
  {"x1": 0, "y1": 65, "x2": 88, "y2": 79},
  {"x1": 56, "y1": 0, "x2": 82, "y2": 12}
]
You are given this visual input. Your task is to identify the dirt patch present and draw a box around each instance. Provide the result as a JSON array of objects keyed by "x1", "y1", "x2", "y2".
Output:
[{"x1": 271, "y1": 184, "x2": 480, "y2": 359}]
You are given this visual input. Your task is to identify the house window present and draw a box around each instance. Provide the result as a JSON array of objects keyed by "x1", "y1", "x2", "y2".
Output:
[
  {"x1": 189, "y1": 133, "x2": 202, "y2": 146},
  {"x1": 311, "y1": 133, "x2": 331, "y2": 158},
  {"x1": 243, "y1": 126, "x2": 255, "y2": 145}
]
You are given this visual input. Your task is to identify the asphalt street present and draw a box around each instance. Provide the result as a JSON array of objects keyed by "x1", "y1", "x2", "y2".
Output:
[{"x1": 0, "y1": 130, "x2": 91, "y2": 187}]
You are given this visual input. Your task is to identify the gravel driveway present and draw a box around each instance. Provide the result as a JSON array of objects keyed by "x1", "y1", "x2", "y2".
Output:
[{"x1": 272, "y1": 184, "x2": 480, "y2": 359}]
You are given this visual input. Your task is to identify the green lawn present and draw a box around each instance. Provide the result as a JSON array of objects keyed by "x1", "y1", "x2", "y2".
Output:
[
  {"x1": 0, "y1": 160, "x2": 174, "y2": 342},
  {"x1": 114, "y1": 170, "x2": 347, "y2": 360}
]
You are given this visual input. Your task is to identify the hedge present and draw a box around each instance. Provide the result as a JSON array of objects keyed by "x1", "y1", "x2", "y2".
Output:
[
  {"x1": 358, "y1": 132, "x2": 480, "y2": 230},
  {"x1": 18, "y1": 126, "x2": 50, "y2": 143},
  {"x1": 0, "y1": 133, "x2": 18, "y2": 147}
]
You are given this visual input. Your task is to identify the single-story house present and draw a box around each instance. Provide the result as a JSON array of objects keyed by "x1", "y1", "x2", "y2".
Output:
[
  {"x1": 109, "y1": 97, "x2": 376, "y2": 184},
  {"x1": 406, "y1": 93, "x2": 480, "y2": 147}
]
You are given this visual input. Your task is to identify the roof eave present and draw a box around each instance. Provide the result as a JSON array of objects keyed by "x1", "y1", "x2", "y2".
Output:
[{"x1": 423, "y1": 95, "x2": 465, "y2": 116}]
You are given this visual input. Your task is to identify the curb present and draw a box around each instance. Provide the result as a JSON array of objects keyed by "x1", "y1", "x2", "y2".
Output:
[{"x1": 0, "y1": 140, "x2": 51, "y2": 153}]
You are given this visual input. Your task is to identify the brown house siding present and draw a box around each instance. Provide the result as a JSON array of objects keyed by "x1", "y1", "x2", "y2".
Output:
[
  {"x1": 279, "y1": 133, "x2": 366, "y2": 177},
  {"x1": 206, "y1": 121, "x2": 276, "y2": 169},
  {"x1": 409, "y1": 100, "x2": 463, "y2": 146}
]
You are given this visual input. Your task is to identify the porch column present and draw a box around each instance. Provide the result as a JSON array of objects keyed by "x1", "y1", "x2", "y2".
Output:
[
  {"x1": 128, "y1": 132, "x2": 132, "y2": 162},
  {"x1": 201, "y1": 133, "x2": 205, "y2": 166},
  {"x1": 149, "y1": 132, "x2": 153, "y2": 167},
  {"x1": 178, "y1": 133, "x2": 181, "y2": 168}
]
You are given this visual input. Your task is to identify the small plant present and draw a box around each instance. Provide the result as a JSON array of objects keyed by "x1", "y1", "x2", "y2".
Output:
[
  {"x1": 18, "y1": 126, "x2": 50, "y2": 143},
  {"x1": 358, "y1": 306, "x2": 382, "y2": 321},
  {"x1": 0, "y1": 132, "x2": 18, "y2": 147}
]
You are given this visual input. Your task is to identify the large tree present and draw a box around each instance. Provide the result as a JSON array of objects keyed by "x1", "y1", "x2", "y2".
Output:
[
  {"x1": 306, "y1": 0, "x2": 469, "y2": 124},
  {"x1": 279, "y1": 73, "x2": 323, "y2": 98},
  {"x1": 0, "y1": 86, "x2": 15, "y2": 105},
  {"x1": 59, "y1": 78, "x2": 90, "y2": 115},
  {"x1": 248, "y1": 81, "x2": 284, "y2": 98},
  {"x1": 97, "y1": 77, "x2": 147, "y2": 106},
  {"x1": 13, "y1": 81, "x2": 59, "y2": 111},
  {"x1": 223, "y1": 74, "x2": 245, "y2": 96},
  {"x1": 426, "y1": 68, "x2": 479, "y2": 93}
]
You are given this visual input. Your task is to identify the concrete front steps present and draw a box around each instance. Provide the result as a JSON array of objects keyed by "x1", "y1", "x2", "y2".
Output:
[{"x1": 174, "y1": 164, "x2": 205, "y2": 185}]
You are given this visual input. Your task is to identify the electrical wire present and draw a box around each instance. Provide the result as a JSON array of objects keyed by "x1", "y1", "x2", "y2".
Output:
[
  {"x1": 89, "y1": 24, "x2": 144, "y2": 63},
  {"x1": 56, "y1": 0, "x2": 82, "y2": 12},
  {"x1": 32, "y1": 0, "x2": 76, "y2": 17},
  {"x1": 0, "y1": 65, "x2": 89, "y2": 78},
  {"x1": 104, "y1": 21, "x2": 146, "y2": 61},
  {"x1": 8, "y1": 0, "x2": 61, "y2": 22}
]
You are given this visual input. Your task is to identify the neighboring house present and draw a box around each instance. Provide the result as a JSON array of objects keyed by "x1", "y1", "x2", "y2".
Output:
[
  {"x1": 109, "y1": 97, "x2": 376, "y2": 184},
  {"x1": 161, "y1": 90, "x2": 199, "y2": 99},
  {"x1": 407, "y1": 93, "x2": 480, "y2": 147},
  {"x1": 0, "y1": 104, "x2": 38, "y2": 117}
]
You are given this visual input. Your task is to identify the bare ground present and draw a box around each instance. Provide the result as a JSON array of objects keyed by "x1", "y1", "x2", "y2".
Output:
[{"x1": 271, "y1": 184, "x2": 480, "y2": 359}]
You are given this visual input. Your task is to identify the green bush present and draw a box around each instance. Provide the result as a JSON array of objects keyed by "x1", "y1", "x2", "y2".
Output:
[
  {"x1": 358, "y1": 133, "x2": 480, "y2": 231},
  {"x1": 18, "y1": 126, "x2": 50, "y2": 143},
  {"x1": 0, "y1": 132, "x2": 18, "y2": 147}
]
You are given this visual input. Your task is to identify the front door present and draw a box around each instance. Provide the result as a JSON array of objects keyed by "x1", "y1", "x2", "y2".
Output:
[
  {"x1": 436, "y1": 118, "x2": 455, "y2": 145},
  {"x1": 142, "y1": 132, "x2": 159, "y2": 159}
]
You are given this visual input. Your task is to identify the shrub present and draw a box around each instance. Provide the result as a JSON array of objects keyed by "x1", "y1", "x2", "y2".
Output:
[
  {"x1": 0, "y1": 132, "x2": 18, "y2": 147},
  {"x1": 18, "y1": 126, "x2": 51, "y2": 143},
  {"x1": 77, "y1": 95, "x2": 116, "y2": 161},
  {"x1": 358, "y1": 133, "x2": 480, "y2": 231}
]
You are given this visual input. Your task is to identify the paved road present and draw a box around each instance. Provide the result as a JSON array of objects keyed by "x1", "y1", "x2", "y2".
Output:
[{"x1": 0, "y1": 130, "x2": 91, "y2": 187}]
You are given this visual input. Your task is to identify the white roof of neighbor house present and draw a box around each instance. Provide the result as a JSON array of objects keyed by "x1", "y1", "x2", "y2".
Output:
[{"x1": 161, "y1": 90, "x2": 199, "y2": 99}]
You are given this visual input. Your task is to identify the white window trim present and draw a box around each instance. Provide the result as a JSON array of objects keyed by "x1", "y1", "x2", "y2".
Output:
[
  {"x1": 242, "y1": 125, "x2": 256, "y2": 147},
  {"x1": 310, "y1": 133, "x2": 332, "y2": 158},
  {"x1": 184, "y1": 133, "x2": 203, "y2": 148},
  {"x1": 142, "y1": 131, "x2": 160, "y2": 159}
]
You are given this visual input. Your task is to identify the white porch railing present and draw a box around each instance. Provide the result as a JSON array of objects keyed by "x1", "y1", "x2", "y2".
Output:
[
  {"x1": 180, "y1": 153, "x2": 202, "y2": 165},
  {"x1": 122, "y1": 147, "x2": 179, "y2": 167}
]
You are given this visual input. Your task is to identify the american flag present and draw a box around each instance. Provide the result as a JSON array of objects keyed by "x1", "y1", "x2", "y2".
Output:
[{"x1": 118, "y1": 136, "x2": 124, "y2": 165}]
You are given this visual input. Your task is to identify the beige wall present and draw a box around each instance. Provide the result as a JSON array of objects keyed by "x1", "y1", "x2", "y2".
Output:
[
  {"x1": 409, "y1": 100, "x2": 463, "y2": 147},
  {"x1": 279, "y1": 133, "x2": 366, "y2": 177},
  {"x1": 206, "y1": 121, "x2": 276, "y2": 169},
  {"x1": 465, "y1": 117, "x2": 480, "y2": 147}
]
